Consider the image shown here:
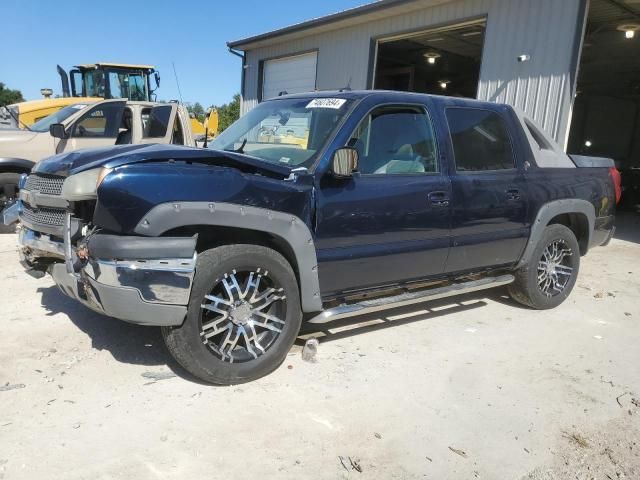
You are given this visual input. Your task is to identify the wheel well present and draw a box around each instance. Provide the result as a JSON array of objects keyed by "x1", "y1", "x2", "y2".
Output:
[
  {"x1": 547, "y1": 213, "x2": 589, "y2": 254},
  {"x1": 162, "y1": 225, "x2": 301, "y2": 282}
]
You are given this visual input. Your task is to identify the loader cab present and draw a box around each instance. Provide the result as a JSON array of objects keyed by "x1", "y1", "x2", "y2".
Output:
[{"x1": 68, "y1": 63, "x2": 159, "y2": 102}]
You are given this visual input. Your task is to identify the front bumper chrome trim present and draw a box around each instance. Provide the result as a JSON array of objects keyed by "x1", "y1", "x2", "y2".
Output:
[
  {"x1": 50, "y1": 264, "x2": 188, "y2": 326},
  {"x1": 2, "y1": 202, "x2": 20, "y2": 226},
  {"x1": 84, "y1": 255, "x2": 197, "y2": 305}
]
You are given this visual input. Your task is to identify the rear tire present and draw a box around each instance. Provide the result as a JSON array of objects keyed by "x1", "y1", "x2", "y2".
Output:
[
  {"x1": 508, "y1": 224, "x2": 580, "y2": 309},
  {"x1": 162, "y1": 244, "x2": 302, "y2": 385}
]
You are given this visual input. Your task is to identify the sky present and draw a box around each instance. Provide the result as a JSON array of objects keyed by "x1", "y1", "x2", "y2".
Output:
[{"x1": 1, "y1": 0, "x2": 366, "y2": 107}]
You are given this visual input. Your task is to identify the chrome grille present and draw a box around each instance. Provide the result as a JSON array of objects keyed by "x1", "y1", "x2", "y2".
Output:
[
  {"x1": 24, "y1": 174, "x2": 65, "y2": 196},
  {"x1": 20, "y1": 204, "x2": 65, "y2": 227}
]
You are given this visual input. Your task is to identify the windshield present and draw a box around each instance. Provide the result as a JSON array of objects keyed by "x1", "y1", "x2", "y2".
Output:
[
  {"x1": 107, "y1": 70, "x2": 148, "y2": 100},
  {"x1": 29, "y1": 104, "x2": 89, "y2": 132},
  {"x1": 209, "y1": 97, "x2": 353, "y2": 168}
]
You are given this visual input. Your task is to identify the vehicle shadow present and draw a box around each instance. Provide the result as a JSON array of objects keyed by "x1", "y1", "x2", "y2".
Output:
[
  {"x1": 38, "y1": 283, "x2": 521, "y2": 381},
  {"x1": 37, "y1": 285, "x2": 203, "y2": 383}
]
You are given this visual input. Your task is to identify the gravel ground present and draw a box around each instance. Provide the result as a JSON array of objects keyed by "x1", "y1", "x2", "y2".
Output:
[{"x1": 1, "y1": 214, "x2": 639, "y2": 480}]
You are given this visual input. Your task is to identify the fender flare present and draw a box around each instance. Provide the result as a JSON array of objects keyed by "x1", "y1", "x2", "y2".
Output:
[
  {"x1": 0, "y1": 157, "x2": 35, "y2": 173},
  {"x1": 517, "y1": 199, "x2": 595, "y2": 268},
  {"x1": 134, "y1": 202, "x2": 323, "y2": 313}
]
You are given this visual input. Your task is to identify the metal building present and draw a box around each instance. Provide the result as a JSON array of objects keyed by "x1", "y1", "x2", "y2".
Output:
[{"x1": 228, "y1": 0, "x2": 640, "y2": 172}]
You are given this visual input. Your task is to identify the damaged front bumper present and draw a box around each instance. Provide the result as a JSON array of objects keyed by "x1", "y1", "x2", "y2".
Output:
[{"x1": 19, "y1": 215, "x2": 197, "y2": 327}]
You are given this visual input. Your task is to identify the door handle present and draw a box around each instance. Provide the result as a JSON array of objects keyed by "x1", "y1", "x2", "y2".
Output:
[
  {"x1": 428, "y1": 191, "x2": 450, "y2": 207},
  {"x1": 506, "y1": 189, "x2": 521, "y2": 201}
]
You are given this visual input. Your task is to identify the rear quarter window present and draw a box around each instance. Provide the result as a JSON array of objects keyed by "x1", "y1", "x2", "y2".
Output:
[{"x1": 446, "y1": 107, "x2": 515, "y2": 171}]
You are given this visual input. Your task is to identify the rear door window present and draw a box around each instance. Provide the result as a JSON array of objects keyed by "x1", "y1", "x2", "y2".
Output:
[
  {"x1": 446, "y1": 108, "x2": 515, "y2": 171},
  {"x1": 143, "y1": 105, "x2": 172, "y2": 138}
]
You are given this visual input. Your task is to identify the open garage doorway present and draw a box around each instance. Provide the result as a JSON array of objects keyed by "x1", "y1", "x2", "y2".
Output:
[
  {"x1": 373, "y1": 19, "x2": 486, "y2": 98},
  {"x1": 568, "y1": 0, "x2": 640, "y2": 209}
]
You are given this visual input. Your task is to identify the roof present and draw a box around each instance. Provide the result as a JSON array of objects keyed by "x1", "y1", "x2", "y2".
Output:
[
  {"x1": 228, "y1": 0, "x2": 453, "y2": 50},
  {"x1": 75, "y1": 63, "x2": 156, "y2": 71},
  {"x1": 264, "y1": 89, "x2": 508, "y2": 109}
]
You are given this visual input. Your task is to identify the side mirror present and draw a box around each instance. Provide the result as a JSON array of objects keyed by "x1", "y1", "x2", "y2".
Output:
[
  {"x1": 331, "y1": 147, "x2": 359, "y2": 178},
  {"x1": 49, "y1": 123, "x2": 68, "y2": 139}
]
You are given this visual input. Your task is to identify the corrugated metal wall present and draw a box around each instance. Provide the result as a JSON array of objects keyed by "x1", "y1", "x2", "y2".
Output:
[{"x1": 241, "y1": 0, "x2": 584, "y2": 143}]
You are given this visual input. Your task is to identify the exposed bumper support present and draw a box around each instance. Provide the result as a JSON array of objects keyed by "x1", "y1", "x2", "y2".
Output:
[{"x1": 19, "y1": 227, "x2": 65, "y2": 260}]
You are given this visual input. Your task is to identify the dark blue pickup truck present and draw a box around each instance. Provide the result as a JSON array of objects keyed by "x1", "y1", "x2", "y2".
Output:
[{"x1": 7, "y1": 91, "x2": 617, "y2": 384}]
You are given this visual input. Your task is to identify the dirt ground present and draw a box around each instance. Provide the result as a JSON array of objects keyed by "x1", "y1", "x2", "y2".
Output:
[{"x1": 1, "y1": 214, "x2": 639, "y2": 480}]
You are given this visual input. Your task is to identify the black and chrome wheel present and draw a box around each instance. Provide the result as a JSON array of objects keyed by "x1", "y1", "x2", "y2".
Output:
[
  {"x1": 537, "y1": 238, "x2": 574, "y2": 297},
  {"x1": 200, "y1": 268, "x2": 287, "y2": 363},
  {"x1": 509, "y1": 224, "x2": 580, "y2": 309},
  {"x1": 162, "y1": 244, "x2": 302, "y2": 385}
]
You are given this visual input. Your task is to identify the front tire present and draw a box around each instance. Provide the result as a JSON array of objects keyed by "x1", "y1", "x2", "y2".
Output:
[
  {"x1": 162, "y1": 244, "x2": 302, "y2": 385},
  {"x1": 508, "y1": 224, "x2": 580, "y2": 309}
]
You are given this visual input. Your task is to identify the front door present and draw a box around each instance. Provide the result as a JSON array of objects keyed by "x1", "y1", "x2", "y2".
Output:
[
  {"x1": 57, "y1": 101, "x2": 126, "y2": 154},
  {"x1": 315, "y1": 104, "x2": 451, "y2": 298},
  {"x1": 443, "y1": 106, "x2": 528, "y2": 272}
]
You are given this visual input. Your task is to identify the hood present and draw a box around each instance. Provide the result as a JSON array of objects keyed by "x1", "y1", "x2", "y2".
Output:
[
  {"x1": 34, "y1": 143, "x2": 294, "y2": 178},
  {"x1": 0, "y1": 128, "x2": 39, "y2": 144},
  {"x1": 0, "y1": 128, "x2": 40, "y2": 158}
]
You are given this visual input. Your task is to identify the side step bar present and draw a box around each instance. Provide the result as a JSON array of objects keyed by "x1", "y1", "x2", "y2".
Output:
[{"x1": 308, "y1": 274, "x2": 515, "y2": 324}]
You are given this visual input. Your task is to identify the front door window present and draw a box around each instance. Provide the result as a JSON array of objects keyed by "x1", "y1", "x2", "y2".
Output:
[
  {"x1": 348, "y1": 105, "x2": 439, "y2": 175},
  {"x1": 71, "y1": 102, "x2": 124, "y2": 138}
]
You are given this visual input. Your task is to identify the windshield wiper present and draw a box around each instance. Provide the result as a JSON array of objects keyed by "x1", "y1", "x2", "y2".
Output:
[{"x1": 224, "y1": 138, "x2": 247, "y2": 154}]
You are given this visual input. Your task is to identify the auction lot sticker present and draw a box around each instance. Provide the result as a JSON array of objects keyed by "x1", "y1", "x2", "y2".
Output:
[{"x1": 306, "y1": 98, "x2": 347, "y2": 109}]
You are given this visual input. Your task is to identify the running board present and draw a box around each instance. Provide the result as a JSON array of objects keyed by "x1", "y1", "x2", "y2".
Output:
[{"x1": 308, "y1": 274, "x2": 515, "y2": 324}]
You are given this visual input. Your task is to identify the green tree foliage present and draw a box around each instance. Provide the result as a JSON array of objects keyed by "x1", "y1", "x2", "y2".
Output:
[
  {"x1": 0, "y1": 83, "x2": 25, "y2": 105},
  {"x1": 186, "y1": 102, "x2": 206, "y2": 122},
  {"x1": 212, "y1": 94, "x2": 240, "y2": 132}
]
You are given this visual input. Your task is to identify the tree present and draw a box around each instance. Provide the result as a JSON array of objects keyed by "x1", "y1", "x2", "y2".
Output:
[
  {"x1": 0, "y1": 83, "x2": 25, "y2": 106},
  {"x1": 213, "y1": 94, "x2": 240, "y2": 133},
  {"x1": 186, "y1": 101, "x2": 206, "y2": 122}
]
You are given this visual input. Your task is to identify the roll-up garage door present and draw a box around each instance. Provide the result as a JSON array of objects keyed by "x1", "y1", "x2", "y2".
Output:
[{"x1": 262, "y1": 51, "x2": 318, "y2": 100}]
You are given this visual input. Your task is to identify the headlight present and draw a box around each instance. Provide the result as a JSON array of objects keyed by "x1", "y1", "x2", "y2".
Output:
[{"x1": 61, "y1": 167, "x2": 112, "y2": 201}]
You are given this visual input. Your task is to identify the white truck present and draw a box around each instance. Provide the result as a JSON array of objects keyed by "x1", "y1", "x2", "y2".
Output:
[{"x1": 0, "y1": 99, "x2": 194, "y2": 215}]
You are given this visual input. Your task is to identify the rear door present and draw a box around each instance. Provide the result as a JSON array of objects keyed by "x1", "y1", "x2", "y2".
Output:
[
  {"x1": 57, "y1": 100, "x2": 126, "y2": 153},
  {"x1": 315, "y1": 102, "x2": 451, "y2": 298},
  {"x1": 443, "y1": 106, "x2": 528, "y2": 273}
]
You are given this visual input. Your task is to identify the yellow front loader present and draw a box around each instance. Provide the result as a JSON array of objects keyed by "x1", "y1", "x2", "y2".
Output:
[{"x1": 1, "y1": 63, "x2": 160, "y2": 129}]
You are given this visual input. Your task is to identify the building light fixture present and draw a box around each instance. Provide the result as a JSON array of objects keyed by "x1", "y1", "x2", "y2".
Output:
[
  {"x1": 439, "y1": 80, "x2": 450, "y2": 90},
  {"x1": 423, "y1": 52, "x2": 441, "y2": 65},
  {"x1": 584, "y1": 140, "x2": 593, "y2": 148},
  {"x1": 617, "y1": 24, "x2": 639, "y2": 39}
]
